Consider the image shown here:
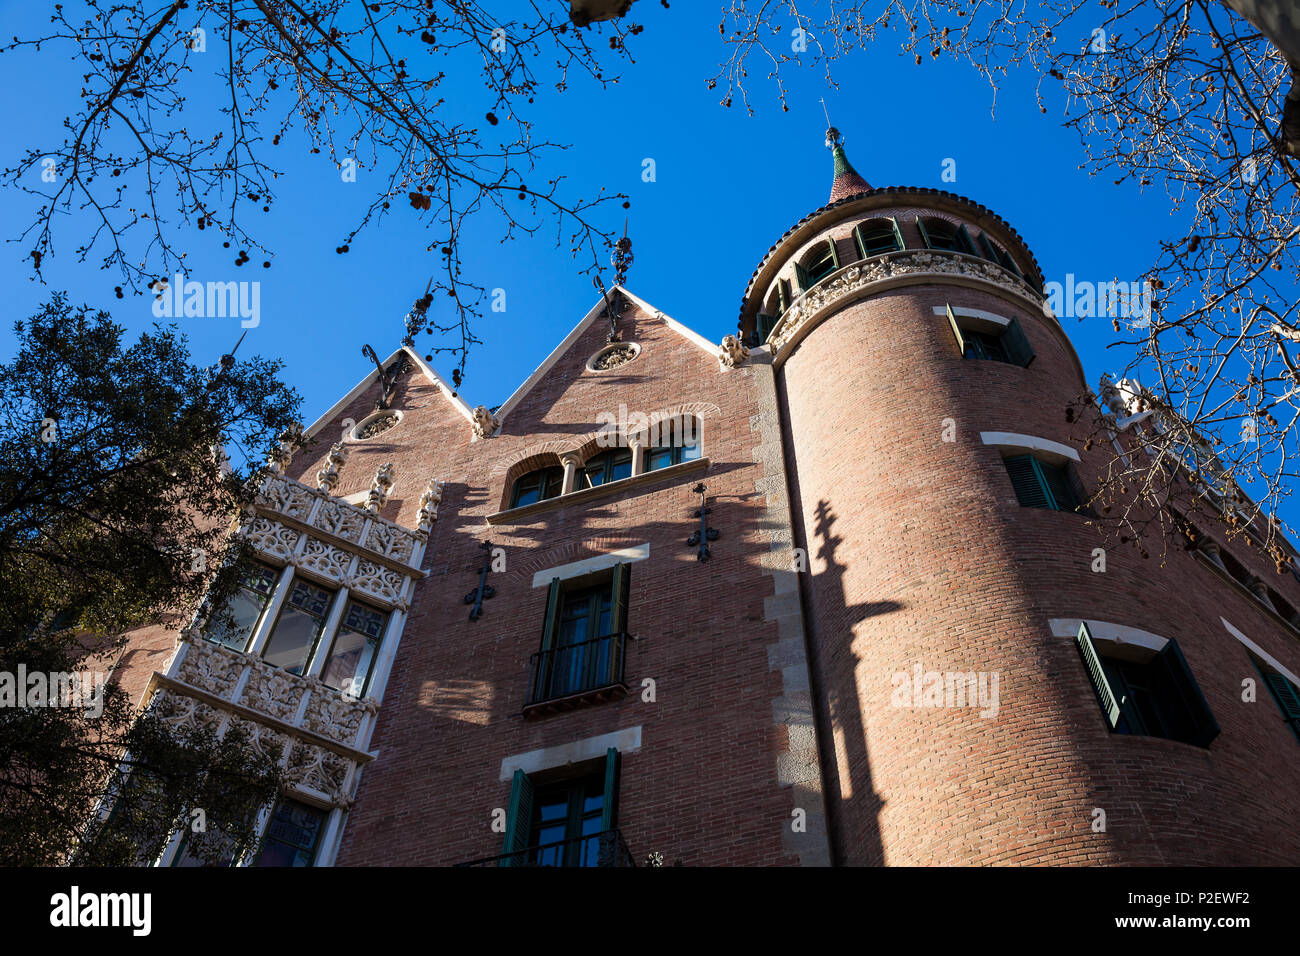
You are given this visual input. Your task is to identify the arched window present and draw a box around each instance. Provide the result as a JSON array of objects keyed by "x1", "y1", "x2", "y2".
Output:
[
  {"x1": 511, "y1": 465, "x2": 565, "y2": 507},
  {"x1": 581, "y1": 448, "x2": 633, "y2": 489},
  {"x1": 795, "y1": 239, "x2": 839, "y2": 291},
  {"x1": 974, "y1": 232, "x2": 1023, "y2": 277},
  {"x1": 645, "y1": 419, "x2": 702, "y2": 473},
  {"x1": 916, "y1": 216, "x2": 974, "y2": 254},
  {"x1": 853, "y1": 218, "x2": 904, "y2": 257}
]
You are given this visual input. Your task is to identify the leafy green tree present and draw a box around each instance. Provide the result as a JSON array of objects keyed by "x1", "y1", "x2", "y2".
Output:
[{"x1": 0, "y1": 293, "x2": 302, "y2": 865}]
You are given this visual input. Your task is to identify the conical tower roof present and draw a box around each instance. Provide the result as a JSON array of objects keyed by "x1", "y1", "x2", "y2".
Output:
[{"x1": 826, "y1": 126, "x2": 871, "y2": 202}]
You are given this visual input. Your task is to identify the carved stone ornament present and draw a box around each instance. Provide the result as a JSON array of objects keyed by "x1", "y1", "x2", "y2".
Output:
[
  {"x1": 417, "y1": 478, "x2": 445, "y2": 533},
  {"x1": 316, "y1": 441, "x2": 350, "y2": 494},
  {"x1": 718, "y1": 334, "x2": 750, "y2": 368},
  {"x1": 471, "y1": 405, "x2": 500, "y2": 439},
  {"x1": 768, "y1": 250, "x2": 1043, "y2": 359},
  {"x1": 354, "y1": 410, "x2": 401, "y2": 441},
  {"x1": 586, "y1": 342, "x2": 640, "y2": 372},
  {"x1": 177, "y1": 639, "x2": 243, "y2": 699},
  {"x1": 365, "y1": 462, "x2": 397, "y2": 513}
]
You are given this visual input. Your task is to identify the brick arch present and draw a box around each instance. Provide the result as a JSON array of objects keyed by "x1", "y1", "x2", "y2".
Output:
[
  {"x1": 491, "y1": 440, "x2": 570, "y2": 481},
  {"x1": 632, "y1": 402, "x2": 719, "y2": 450}
]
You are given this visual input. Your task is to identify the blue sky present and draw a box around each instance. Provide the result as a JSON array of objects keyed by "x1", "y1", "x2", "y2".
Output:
[{"x1": 0, "y1": 2, "x2": 1171, "y2": 438}]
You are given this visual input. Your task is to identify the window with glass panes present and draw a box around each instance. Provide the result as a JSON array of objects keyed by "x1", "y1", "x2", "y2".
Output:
[
  {"x1": 510, "y1": 465, "x2": 564, "y2": 507},
  {"x1": 532, "y1": 564, "x2": 631, "y2": 705},
  {"x1": 1075, "y1": 623, "x2": 1219, "y2": 747},
  {"x1": 581, "y1": 448, "x2": 632, "y2": 488},
  {"x1": 253, "y1": 799, "x2": 327, "y2": 867},
  {"x1": 320, "y1": 600, "x2": 388, "y2": 698},
  {"x1": 799, "y1": 241, "x2": 839, "y2": 288},
  {"x1": 646, "y1": 421, "x2": 701, "y2": 473},
  {"x1": 916, "y1": 216, "x2": 975, "y2": 253},
  {"x1": 205, "y1": 562, "x2": 278, "y2": 652},
  {"x1": 854, "y1": 218, "x2": 904, "y2": 257},
  {"x1": 1003, "y1": 455, "x2": 1081, "y2": 512},
  {"x1": 260, "y1": 578, "x2": 334, "y2": 675},
  {"x1": 500, "y1": 749, "x2": 620, "y2": 867}
]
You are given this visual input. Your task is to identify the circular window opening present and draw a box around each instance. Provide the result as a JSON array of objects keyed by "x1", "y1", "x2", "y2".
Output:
[
  {"x1": 352, "y1": 409, "x2": 402, "y2": 441},
  {"x1": 586, "y1": 342, "x2": 641, "y2": 372}
]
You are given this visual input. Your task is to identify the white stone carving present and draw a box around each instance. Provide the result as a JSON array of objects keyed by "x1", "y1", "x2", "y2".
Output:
[
  {"x1": 352, "y1": 559, "x2": 404, "y2": 605},
  {"x1": 311, "y1": 498, "x2": 367, "y2": 544},
  {"x1": 263, "y1": 475, "x2": 315, "y2": 521},
  {"x1": 245, "y1": 516, "x2": 301, "y2": 561},
  {"x1": 769, "y1": 250, "x2": 1042, "y2": 358},
  {"x1": 286, "y1": 742, "x2": 350, "y2": 800},
  {"x1": 471, "y1": 405, "x2": 499, "y2": 439},
  {"x1": 239, "y1": 661, "x2": 305, "y2": 723},
  {"x1": 176, "y1": 639, "x2": 243, "y2": 698},
  {"x1": 365, "y1": 462, "x2": 396, "y2": 513},
  {"x1": 363, "y1": 519, "x2": 416, "y2": 564},
  {"x1": 719, "y1": 334, "x2": 750, "y2": 368},
  {"x1": 228, "y1": 715, "x2": 293, "y2": 764},
  {"x1": 316, "y1": 441, "x2": 350, "y2": 494},
  {"x1": 417, "y1": 478, "x2": 445, "y2": 533},
  {"x1": 302, "y1": 686, "x2": 374, "y2": 747},
  {"x1": 298, "y1": 536, "x2": 353, "y2": 583},
  {"x1": 151, "y1": 688, "x2": 224, "y2": 736}
]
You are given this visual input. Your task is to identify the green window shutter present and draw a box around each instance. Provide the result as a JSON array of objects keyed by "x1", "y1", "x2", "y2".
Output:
[
  {"x1": 1039, "y1": 460, "x2": 1078, "y2": 513},
  {"x1": 1153, "y1": 638, "x2": 1220, "y2": 747},
  {"x1": 777, "y1": 279, "x2": 790, "y2": 313},
  {"x1": 977, "y1": 231, "x2": 998, "y2": 262},
  {"x1": 889, "y1": 217, "x2": 905, "y2": 251},
  {"x1": 794, "y1": 262, "x2": 811, "y2": 290},
  {"x1": 1264, "y1": 673, "x2": 1300, "y2": 740},
  {"x1": 853, "y1": 224, "x2": 867, "y2": 260},
  {"x1": 1075, "y1": 622, "x2": 1124, "y2": 730},
  {"x1": 501, "y1": 769, "x2": 535, "y2": 864},
  {"x1": 540, "y1": 577, "x2": 562, "y2": 649},
  {"x1": 1002, "y1": 317, "x2": 1035, "y2": 367},
  {"x1": 756, "y1": 313, "x2": 777, "y2": 344},
  {"x1": 915, "y1": 216, "x2": 933, "y2": 249},
  {"x1": 945, "y1": 304, "x2": 966, "y2": 356},
  {"x1": 827, "y1": 238, "x2": 840, "y2": 269},
  {"x1": 957, "y1": 224, "x2": 977, "y2": 255},
  {"x1": 600, "y1": 747, "x2": 620, "y2": 831},
  {"x1": 999, "y1": 247, "x2": 1023, "y2": 277},
  {"x1": 611, "y1": 562, "x2": 631, "y2": 634},
  {"x1": 1005, "y1": 455, "x2": 1051, "y2": 509}
]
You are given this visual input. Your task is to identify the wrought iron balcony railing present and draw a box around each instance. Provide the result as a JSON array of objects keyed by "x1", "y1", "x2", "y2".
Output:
[
  {"x1": 526, "y1": 631, "x2": 628, "y2": 710},
  {"x1": 455, "y1": 828, "x2": 636, "y2": 867}
]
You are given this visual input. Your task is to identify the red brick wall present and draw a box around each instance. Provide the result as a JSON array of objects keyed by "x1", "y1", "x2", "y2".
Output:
[
  {"x1": 287, "y1": 302, "x2": 810, "y2": 866},
  {"x1": 776, "y1": 206, "x2": 1300, "y2": 865}
]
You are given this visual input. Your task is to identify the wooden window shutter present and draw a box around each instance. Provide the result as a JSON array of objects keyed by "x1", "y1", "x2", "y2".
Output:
[
  {"x1": 1002, "y1": 317, "x2": 1035, "y2": 367},
  {"x1": 611, "y1": 562, "x2": 631, "y2": 635},
  {"x1": 889, "y1": 217, "x2": 905, "y2": 251},
  {"x1": 853, "y1": 224, "x2": 867, "y2": 260},
  {"x1": 756, "y1": 313, "x2": 778, "y2": 345},
  {"x1": 1264, "y1": 672, "x2": 1300, "y2": 740},
  {"x1": 600, "y1": 747, "x2": 620, "y2": 831},
  {"x1": 501, "y1": 768, "x2": 535, "y2": 864},
  {"x1": 794, "y1": 261, "x2": 812, "y2": 291},
  {"x1": 1005, "y1": 455, "x2": 1051, "y2": 509},
  {"x1": 945, "y1": 305, "x2": 966, "y2": 356},
  {"x1": 1075, "y1": 622, "x2": 1123, "y2": 730},
  {"x1": 827, "y1": 238, "x2": 840, "y2": 269},
  {"x1": 957, "y1": 224, "x2": 977, "y2": 255},
  {"x1": 1153, "y1": 638, "x2": 1220, "y2": 747},
  {"x1": 1039, "y1": 461, "x2": 1077, "y2": 513},
  {"x1": 540, "y1": 577, "x2": 562, "y2": 650},
  {"x1": 999, "y1": 247, "x2": 1023, "y2": 277},
  {"x1": 777, "y1": 279, "x2": 790, "y2": 313},
  {"x1": 977, "y1": 231, "x2": 998, "y2": 262},
  {"x1": 915, "y1": 215, "x2": 933, "y2": 249}
]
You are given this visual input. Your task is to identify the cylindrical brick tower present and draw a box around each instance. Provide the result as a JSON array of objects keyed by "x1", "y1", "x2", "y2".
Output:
[{"x1": 738, "y1": 128, "x2": 1300, "y2": 865}]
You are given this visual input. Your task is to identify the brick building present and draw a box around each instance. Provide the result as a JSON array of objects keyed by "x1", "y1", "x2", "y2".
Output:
[{"x1": 115, "y1": 128, "x2": 1300, "y2": 866}]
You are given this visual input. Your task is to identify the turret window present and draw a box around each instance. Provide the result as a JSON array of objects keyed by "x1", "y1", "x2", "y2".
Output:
[
  {"x1": 946, "y1": 305, "x2": 1034, "y2": 367},
  {"x1": 916, "y1": 216, "x2": 976, "y2": 255},
  {"x1": 795, "y1": 239, "x2": 840, "y2": 291},
  {"x1": 854, "y1": 218, "x2": 905, "y2": 257},
  {"x1": 1003, "y1": 454, "x2": 1083, "y2": 513}
]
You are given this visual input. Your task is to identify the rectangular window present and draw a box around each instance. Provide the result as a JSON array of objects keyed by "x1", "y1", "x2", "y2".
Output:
[
  {"x1": 1003, "y1": 455, "x2": 1081, "y2": 512},
  {"x1": 320, "y1": 600, "x2": 388, "y2": 698},
  {"x1": 1075, "y1": 622, "x2": 1220, "y2": 747},
  {"x1": 205, "y1": 562, "x2": 279, "y2": 652},
  {"x1": 500, "y1": 749, "x2": 622, "y2": 867},
  {"x1": 530, "y1": 564, "x2": 631, "y2": 707},
  {"x1": 253, "y1": 799, "x2": 328, "y2": 867},
  {"x1": 946, "y1": 305, "x2": 1034, "y2": 367},
  {"x1": 645, "y1": 438, "x2": 700, "y2": 473},
  {"x1": 261, "y1": 578, "x2": 335, "y2": 675}
]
